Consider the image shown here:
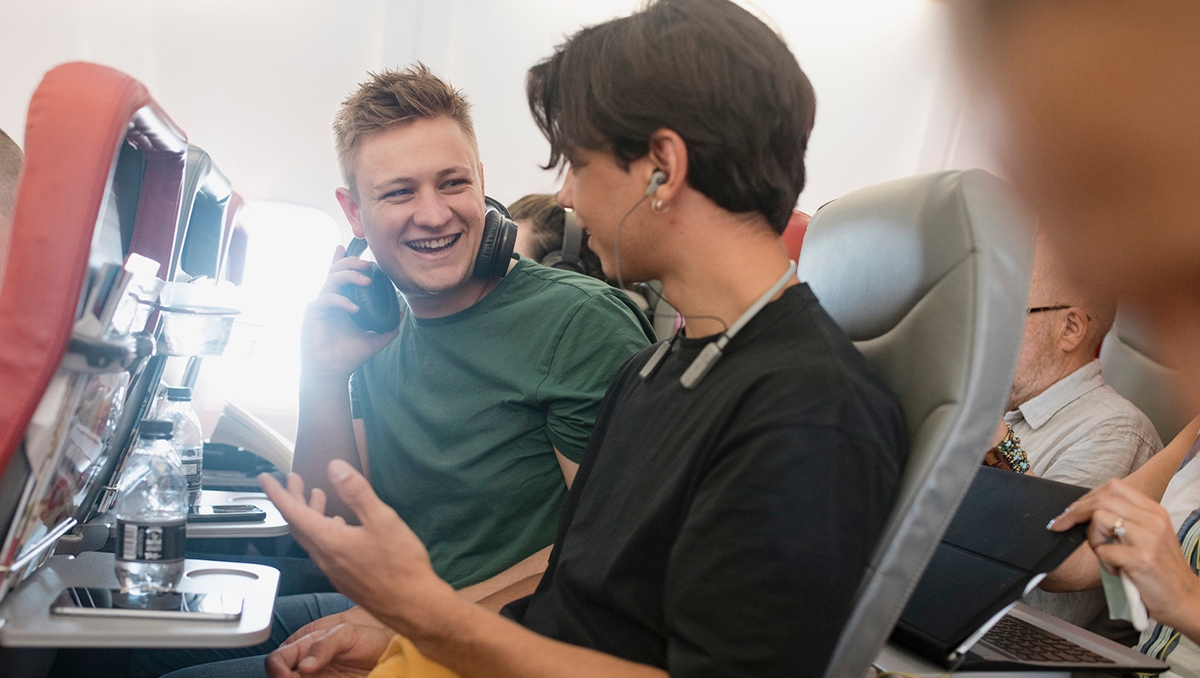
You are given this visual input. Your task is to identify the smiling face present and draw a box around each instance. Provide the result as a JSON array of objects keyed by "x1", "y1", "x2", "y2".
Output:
[{"x1": 337, "y1": 116, "x2": 489, "y2": 316}]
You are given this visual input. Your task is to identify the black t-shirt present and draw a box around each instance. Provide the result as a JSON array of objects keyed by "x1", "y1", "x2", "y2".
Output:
[{"x1": 504, "y1": 283, "x2": 907, "y2": 677}]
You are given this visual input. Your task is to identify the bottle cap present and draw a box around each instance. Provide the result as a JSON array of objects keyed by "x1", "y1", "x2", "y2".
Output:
[
  {"x1": 165, "y1": 387, "x2": 193, "y2": 401},
  {"x1": 139, "y1": 419, "x2": 174, "y2": 439}
]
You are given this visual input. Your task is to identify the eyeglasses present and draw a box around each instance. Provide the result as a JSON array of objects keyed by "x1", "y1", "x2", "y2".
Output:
[
  {"x1": 1027, "y1": 305, "x2": 1091, "y2": 322},
  {"x1": 1027, "y1": 305, "x2": 1072, "y2": 314}
]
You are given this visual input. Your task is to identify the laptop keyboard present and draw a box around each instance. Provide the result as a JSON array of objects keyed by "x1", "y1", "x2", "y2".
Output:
[{"x1": 981, "y1": 615, "x2": 1114, "y2": 664}]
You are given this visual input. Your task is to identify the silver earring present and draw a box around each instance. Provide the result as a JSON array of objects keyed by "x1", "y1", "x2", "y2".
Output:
[{"x1": 651, "y1": 198, "x2": 670, "y2": 213}]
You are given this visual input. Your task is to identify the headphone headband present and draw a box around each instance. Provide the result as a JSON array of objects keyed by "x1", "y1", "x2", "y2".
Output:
[
  {"x1": 540, "y1": 206, "x2": 585, "y2": 274},
  {"x1": 559, "y1": 209, "x2": 582, "y2": 268},
  {"x1": 484, "y1": 195, "x2": 512, "y2": 219}
]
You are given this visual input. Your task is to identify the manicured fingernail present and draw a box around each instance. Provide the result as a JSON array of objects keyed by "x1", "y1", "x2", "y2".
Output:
[
  {"x1": 299, "y1": 656, "x2": 318, "y2": 670},
  {"x1": 329, "y1": 459, "x2": 352, "y2": 482},
  {"x1": 1046, "y1": 518, "x2": 1057, "y2": 530}
]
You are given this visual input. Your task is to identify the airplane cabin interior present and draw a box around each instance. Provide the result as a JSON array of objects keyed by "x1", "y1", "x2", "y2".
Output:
[{"x1": 0, "y1": 2, "x2": 1194, "y2": 677}]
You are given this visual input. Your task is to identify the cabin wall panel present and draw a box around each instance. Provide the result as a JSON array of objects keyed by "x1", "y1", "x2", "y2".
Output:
[{"x1": 0, "y1": 0, "x2": 1003, "y2": 436}]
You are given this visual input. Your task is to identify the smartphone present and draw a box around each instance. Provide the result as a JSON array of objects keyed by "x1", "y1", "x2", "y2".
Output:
[
  {"x1": 187, "y1": 504, "x2": 267, "y2": 523},
  {"x1": 50, "y1": 587, "x2": 243, "y2": 621}
]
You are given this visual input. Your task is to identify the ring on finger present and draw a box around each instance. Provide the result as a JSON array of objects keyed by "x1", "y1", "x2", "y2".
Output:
[{"x1": 1112, "y1": 517, "x2": 1128, "y2": 540}]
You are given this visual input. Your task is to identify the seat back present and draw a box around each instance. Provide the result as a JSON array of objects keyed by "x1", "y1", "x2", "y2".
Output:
[
  {"x1": 0, "y1": 62, "x2": 186, "y2": 598},
  {"x1": 1099, "y1": 309, "x2": 1189, "y2": 443},
  {"x1": 173, "y1": 146, "x2": 232, "y2": 281},
  {"x1": 799, "y1": 170, "x2": 1036, "y2": 678},
  {"x1": 781, "y1": 210, "x2": 809, "y2": 261},
  {"x1": 221, "y1": 192, "x2": 249, "y2": 286}
]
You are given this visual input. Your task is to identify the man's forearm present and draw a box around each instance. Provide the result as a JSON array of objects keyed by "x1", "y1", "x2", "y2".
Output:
[{"x1": 294, "y1": 370, "x2": 361, "y2": 521}]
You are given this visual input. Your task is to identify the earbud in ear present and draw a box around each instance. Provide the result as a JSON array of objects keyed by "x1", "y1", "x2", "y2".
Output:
[{"x1": 645, "y1": 170, "x2": 668, "y2": 196}]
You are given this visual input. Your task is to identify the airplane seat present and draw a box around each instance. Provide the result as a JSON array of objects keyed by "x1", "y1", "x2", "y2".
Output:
[
  {"x1": 221, "y1": 192, "x2": 248, "y2": 286},
  {"x1": 0, "y1": 61, "x2": 187, "y2": 594},
  {"x1": 1099, "y1": 308, "x2": 1190, "y2": 443},
  {"x1": 158, "y1": 148, "x2": 244, "y2": 435},
  {"x1": 173, "y1": 146, "x2": 232, "y2": 282},
  {"x1": 781, "y1": 209, "x2": 809, "y2": 261},
  {"x1": 798, "y1": 169, "x2": 1036, "y2": 678}
]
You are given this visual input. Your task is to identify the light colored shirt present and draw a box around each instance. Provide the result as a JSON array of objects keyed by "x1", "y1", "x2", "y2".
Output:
[{"x1": 1009, "y1": 360, "x2": 1163, "y2": 628}]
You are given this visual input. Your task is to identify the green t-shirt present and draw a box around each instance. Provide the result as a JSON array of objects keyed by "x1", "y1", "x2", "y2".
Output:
[{"x1": 352, "y1": 259, "x2": 654, "y2": 588}]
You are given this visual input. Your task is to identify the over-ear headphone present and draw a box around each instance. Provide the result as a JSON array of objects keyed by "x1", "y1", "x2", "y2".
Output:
[
  {"x1": 474, "y1": 197, "x2": 520, "y2": 279},
  {"x1": 341, "y1": 196, "x2": 518, "y2": 333},
  {"x1": 539, "y1": 207, "x2": 584, "y2": 274}
]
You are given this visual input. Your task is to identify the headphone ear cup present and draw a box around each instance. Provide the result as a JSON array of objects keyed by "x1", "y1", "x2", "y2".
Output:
[
  {"x1": 344, "y1": 263, "x2": 401, "y2": 333},
  {"x1": 473, "y1": 210, "x2": 518, "y2": 279},
  {"x1": 540, "y1": 250, "x2": 585, "y2": 274},
  {"x1": 537, "y1": 208, "x2": 585, "y2": 275}
]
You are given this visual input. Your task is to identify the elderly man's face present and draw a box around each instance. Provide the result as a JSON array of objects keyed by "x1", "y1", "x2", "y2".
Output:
[{"x1": 967, "y1": 1, "x2": 1200, "y2": 301}]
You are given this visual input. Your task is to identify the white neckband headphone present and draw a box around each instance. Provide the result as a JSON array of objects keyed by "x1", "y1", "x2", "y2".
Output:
[{"x1": 639, "y1": 260, "x2": 797, "y2": 389}]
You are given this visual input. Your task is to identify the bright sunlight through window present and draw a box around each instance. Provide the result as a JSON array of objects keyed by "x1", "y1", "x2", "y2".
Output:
[{"x1": 202, "y1": 200, "x2": 341, "y2": 438}]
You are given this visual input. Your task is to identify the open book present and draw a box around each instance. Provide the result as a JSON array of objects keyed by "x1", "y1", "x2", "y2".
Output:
[{"x1": 209, "y1": 400, "x2": 293, "y2": 473}]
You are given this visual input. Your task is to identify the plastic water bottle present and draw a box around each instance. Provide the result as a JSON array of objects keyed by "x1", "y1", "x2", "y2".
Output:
[
  {"x1": 114, "y1": 419, "x2": 187, "y2": 594},
  {"x1": 157, "y1": 387, "x2": 204, "y2": 507}
]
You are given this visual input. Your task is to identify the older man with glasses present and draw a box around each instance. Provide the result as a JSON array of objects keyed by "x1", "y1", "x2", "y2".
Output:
[{"x1": 988, "y1": 232, "x2": 1162, "y2": 632}]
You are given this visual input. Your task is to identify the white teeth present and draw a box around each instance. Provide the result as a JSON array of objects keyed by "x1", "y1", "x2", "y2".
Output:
[{"x1": 408, "y1": 235, "x2": 457, "y2": 250}]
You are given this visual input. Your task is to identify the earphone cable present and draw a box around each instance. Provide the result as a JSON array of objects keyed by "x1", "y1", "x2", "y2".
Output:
[{"x1": 613, "y1": 194, "x2": 729, "y2": 335}]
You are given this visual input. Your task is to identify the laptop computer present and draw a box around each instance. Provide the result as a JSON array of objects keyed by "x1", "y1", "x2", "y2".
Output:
[{"x1": 892, "y1": 466, "x2": 1170, "y2": 673}]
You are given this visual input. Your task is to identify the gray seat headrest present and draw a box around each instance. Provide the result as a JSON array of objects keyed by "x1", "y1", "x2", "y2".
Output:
[
  {"x1": 1100, "y1": 309, "x2": 1190, "y2": 444},
  {"x1": 802, "y1": 169, "x2": 1036, "y2": 677}
]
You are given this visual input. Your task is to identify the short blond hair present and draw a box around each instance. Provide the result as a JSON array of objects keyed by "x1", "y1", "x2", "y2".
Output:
[{"x1": 333, "y1": 64, "x2": 477, "y2": 190}]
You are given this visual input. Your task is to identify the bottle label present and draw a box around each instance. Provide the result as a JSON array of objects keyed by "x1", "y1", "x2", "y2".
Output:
[
  {"x1": 183, "y1": 462, "x2": 203, "y2": 492},
  {"x1": 116, "y1": 519, "x2": 186, "y2": 563}
]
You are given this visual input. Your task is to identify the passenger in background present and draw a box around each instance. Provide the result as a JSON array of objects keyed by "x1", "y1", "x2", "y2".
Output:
[
  {"x1": 956, "y1": 1, "x2": 1200, "y2": 673},
  {"x1": 0, "y1": 128, "x2": 23, "y2": 282},
  {"x1": 260, "y1": 1, "x2": 906, "y2": 676},
  {"x1": 999, "y1": 231, "x2": 1161, "y2": 487},
  {"x1": 509, "y1": 194, "x2": 604, "y2": 279},
  {"x1": 134, "y1": 65, "x2": 654, "y2": 678},
  {"x1": 986, "y1": 230, "x2": 1162, "y2": 630},
  {"x1": 999, "y1": 231, "x2": 1162, "y2": 628},
  {"x1": 509, "y1": 193, "x2": 651, "y2": 313}
]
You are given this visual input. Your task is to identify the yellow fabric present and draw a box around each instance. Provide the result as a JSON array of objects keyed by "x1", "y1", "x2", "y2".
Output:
[{"x1": 367, "y1": 634, "x2": 461, "y2": 678}]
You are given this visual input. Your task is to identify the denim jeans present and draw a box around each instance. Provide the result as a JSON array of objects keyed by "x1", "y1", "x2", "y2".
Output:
[{"x1": 129, "y1": 592, "x2": 356, "y2": 678}]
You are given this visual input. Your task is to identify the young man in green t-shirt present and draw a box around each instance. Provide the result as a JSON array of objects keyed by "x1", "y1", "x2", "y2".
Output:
[
  {"x1": 128, "y1": 65, "x2": 652, "y2": 678},
  {"x1": 305, "y1": 64, "x2": 652, "y2": 595}
]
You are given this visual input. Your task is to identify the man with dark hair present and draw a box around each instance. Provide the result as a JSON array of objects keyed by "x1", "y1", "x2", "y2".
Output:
[
  {"x1": 133, "y1": 64, "x2": 653, "y2": 678},
  {"x1": 262, "y1": 1, "x2": 905, "y2": 677},
  {"x1": 0, "y1": 128, "x2": 23, "y2": 281}
]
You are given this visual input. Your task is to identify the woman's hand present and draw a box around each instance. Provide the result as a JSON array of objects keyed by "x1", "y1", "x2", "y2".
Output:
[{"x1": 1050, "y1": 479, "x2": 1200, "y2": 632}]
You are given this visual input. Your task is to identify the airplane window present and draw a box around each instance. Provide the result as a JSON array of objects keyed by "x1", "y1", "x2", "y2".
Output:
[{"x1": 199, "y1": 200, "x2": 340, "y2": 438}]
